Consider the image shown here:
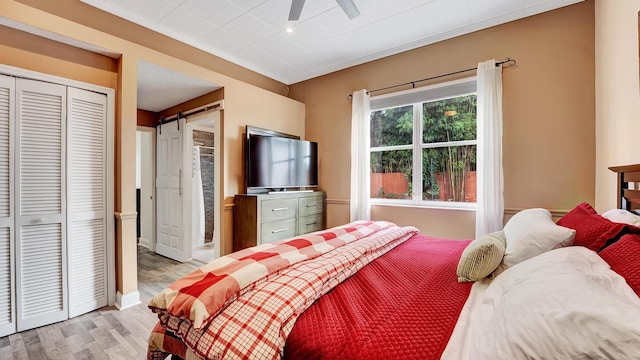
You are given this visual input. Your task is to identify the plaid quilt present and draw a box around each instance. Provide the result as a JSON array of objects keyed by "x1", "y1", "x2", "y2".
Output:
[
  {"x1": 148, "y1": 322, "x2": 191, "y2": 360},
  {"x1": 149, "y1": 221, "x2": 397, "y2": 329},
  {"x1": 148, "y1": 222, "x2": 418, "y2": 360}
]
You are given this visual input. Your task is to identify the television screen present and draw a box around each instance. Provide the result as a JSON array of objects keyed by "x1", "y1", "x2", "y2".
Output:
[
  {"x1": 296, "y1": 140, "x2": 318, "y2": 187},
  {"x1": 246, "y1": 134, "x2": 318, "y2": 190}
]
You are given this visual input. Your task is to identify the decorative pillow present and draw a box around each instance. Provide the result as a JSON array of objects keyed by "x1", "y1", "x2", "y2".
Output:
[
  {"x1": 599, "y1": 233, "x2": 640, "y2": 297},
  {"x1": 602, "y1": 209, "x2": 640, "y2": 227},
  {"x1": 493, "y1": 208, "x2": 575, "y2": 276},
  {"x1": 557, "y1": 203, "x2": 628, "y2": 251},
  {"x1": 457, "y1": 231, "x2": 506, "y2": 282}
]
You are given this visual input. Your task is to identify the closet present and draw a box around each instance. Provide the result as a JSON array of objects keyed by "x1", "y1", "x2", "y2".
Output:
[{"x1": 0, "y1": 73, "x2": 111, "y2": 337}]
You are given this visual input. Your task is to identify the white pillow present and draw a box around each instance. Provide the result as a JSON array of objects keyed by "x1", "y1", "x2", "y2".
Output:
[
  {"x1": 495, "y1": 208, "x2": 575, "y2": 275},
  {"x1": 469, "y1": 247, "x2": 640, "y2": 359},
  {"x1": 601, "y1": 209, "x2": 640, "y2": 227}
]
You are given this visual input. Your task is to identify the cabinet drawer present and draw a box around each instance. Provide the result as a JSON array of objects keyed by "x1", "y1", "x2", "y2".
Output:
[
  {"x1": 298, "y1": 214, "x2": 323, "y2": 234},
  {"x1": 298, "y1": 195, "x2": 323, "y2": 216},
  {"x1": 261, "y1": 198, "x2": 297, "y2": 222},
  {"x1": 261, "y1": 218, "x2": 297, "y2": 244}
]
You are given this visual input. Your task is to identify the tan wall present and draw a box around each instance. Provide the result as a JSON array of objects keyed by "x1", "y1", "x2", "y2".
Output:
[
  {"x1": 0, "y1": 24, "x2": 117, "y2": 88},
  {"x1": 137, "y1": 109, "x2": 156, "y2": 127},
  {"x1": 158, "y1": 88, "x2": 225, "y2": 121},
  {"x1": 137, "y1": 89, "x2": 225, "y2": 129},
  {"x1": 594, "y1": 0, "x2": 640, "y2": 212},
  {"x1": 289, "y1": 1, "x2": 595, "y2": 239},
  {"x1": 0, "y1": 0, "x2": 305, "y2": 298}
]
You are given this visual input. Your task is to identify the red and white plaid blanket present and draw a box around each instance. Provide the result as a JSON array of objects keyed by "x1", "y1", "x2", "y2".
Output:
[
  {"x1": 148, "y1": 221, "x2": 418, "y2": 360},
  {"x1": 149, "y1": 221, "x2": 399, "y2": 329}
]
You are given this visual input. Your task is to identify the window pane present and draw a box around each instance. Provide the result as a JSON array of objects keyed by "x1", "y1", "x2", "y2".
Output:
[
  {"x1": 370, "y1": 150, "x2": 412, "y2": 199},
  {"x1": 422, "y1": 145, "x2": 476, "y2": 202},
  {"x1": 370, "y1": 105, "x2": 413, "y2": 147},
  {"x1": 423, "y1": 95, "x2": 476, "y2": 144}
]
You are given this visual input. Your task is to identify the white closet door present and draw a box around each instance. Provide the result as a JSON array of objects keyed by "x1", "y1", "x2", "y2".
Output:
[
  {"x1": 0, "y1": 75, "x2": 15, "y2": 337},
  {"x1": 156, "y1": 119, "x2": 186, "y2": 261},
  {"x1": 67, "y1": 87, "x2": 108, "y2": 317},
  {"x1": 15, "y1": 78, "x2": 67, "y2": 331}
]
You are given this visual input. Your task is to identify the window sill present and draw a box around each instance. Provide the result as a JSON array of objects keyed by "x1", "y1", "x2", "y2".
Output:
[{"x1": 370, "y1": 199, "x2": 476, "y2": 212}]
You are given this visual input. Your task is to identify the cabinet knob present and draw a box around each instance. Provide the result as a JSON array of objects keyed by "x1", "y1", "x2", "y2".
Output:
[
  {"x1": 272, "y1": 228, "x2": 288, "y2": 233},
  {"x1": 272, "y1": 207, "x2": 288, "y2": 212}
]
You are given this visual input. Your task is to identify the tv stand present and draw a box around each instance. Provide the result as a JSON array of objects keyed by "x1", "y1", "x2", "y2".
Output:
[{"x1": 233, "y1": 191, "x2": 325, "y2": 251}]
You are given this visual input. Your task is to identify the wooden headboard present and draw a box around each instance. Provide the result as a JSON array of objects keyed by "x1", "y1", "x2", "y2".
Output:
[{"x1": 609, "y1": 164, "x2": 640, "y2": 211}]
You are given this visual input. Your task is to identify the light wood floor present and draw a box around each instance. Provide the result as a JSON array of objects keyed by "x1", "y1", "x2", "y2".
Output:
[
  {"x1": 0, "y1": 246, "x2": 202, "y2": 359},
  {"x1": 191, "y1": 243, "x2": 216, "y2": 264}
]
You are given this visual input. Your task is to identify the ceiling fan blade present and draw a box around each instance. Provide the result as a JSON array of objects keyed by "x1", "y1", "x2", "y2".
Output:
[
  {"x1": 288, "y1": 0, "x2": 306, "y2": 21},
  {"x1": 336, "y1": 0, "x2": 360, "y2": 19}
]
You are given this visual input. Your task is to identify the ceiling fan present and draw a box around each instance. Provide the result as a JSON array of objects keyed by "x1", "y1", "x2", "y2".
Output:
[{"x1": 288, "y1": 0, "x2": 361, "y2": 21}]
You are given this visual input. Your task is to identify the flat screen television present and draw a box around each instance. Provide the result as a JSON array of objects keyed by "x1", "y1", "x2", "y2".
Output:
[{"x1": 244, "y1": 126, "x2": 318, "y2": 193}]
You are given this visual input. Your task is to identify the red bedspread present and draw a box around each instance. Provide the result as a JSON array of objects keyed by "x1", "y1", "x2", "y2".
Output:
[{"x1": 284, "y1": 235, "x2": 473, "y2": 360}]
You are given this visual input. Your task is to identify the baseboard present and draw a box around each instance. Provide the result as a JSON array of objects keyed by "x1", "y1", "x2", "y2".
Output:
[
  {"x1": 326, "y1": 198, "x2": 350, "y2": 205},
  {"x1": 115, "y1": 290, "x2": 141, "y2": 310}
]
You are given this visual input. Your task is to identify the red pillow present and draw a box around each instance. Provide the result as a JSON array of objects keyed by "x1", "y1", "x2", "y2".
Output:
[
  {"x1": 557, "y1": 202, "x2": 627, "y2": 251},
  {"x1": 599, "y1": 233, "x2": 640, "y2": 297}
]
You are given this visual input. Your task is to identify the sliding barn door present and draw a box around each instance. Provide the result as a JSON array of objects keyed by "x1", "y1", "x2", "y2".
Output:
[
  {"x1": 0, "y1": 75, "x2": 15, "y2": 337},
  {"x1": 156, "y1": 119, "x2": 186, "y2": 261},
  {"x1": 66, "y1": 87, "x2": 108, "y2": 317},
  {"x1": 14, "y1": 78, "x2": 67, "y2": 331}
]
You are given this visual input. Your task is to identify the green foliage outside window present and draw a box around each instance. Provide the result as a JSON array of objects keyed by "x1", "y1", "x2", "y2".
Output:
[
  {"x1": 370, "y1": 105, "x2": 413, "y2": 148},
  {"x1": 370, "y1": 94, "x2": 477, "y2": 202},
  {"x1": 370, "y1": 105, "x2": 413, "y2": 198},
  {"x1": 423, "y1": 95, "x2": 477, "y2": 202}
]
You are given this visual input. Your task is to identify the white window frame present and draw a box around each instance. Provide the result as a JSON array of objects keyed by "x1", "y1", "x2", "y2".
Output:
[{"x1": 369, "y1": 77, "x2": 478, "y2": 210}]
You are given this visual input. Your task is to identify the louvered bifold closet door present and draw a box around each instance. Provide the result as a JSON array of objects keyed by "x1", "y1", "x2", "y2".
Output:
[
  {"x1": 15, "y1": 78, "x2": 67, "y2": 331},
  {"x1": 67, "y1": 87, "x2": 108, "y2": 317},
  {"x1": 0, "y1": 75, "x2": 15, "y2": 337}
]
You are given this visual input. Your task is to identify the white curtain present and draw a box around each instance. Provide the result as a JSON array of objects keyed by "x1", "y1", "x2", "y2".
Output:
[
  {"x1": 476, "y1": 59, "x2": 504, "y2": 237},
  {"x1": 350, "y1": 89, "x2": 371, "y2": 221},
  {"x1": 192, "y1": 146, "x2": 205, "y2": 246}
]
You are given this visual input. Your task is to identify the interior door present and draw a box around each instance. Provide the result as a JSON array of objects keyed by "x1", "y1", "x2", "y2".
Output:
[
  {"x1": 0, "y1": 74, "x2": 15, "y2": 338},
  {"x1": 15, "y1": 78, "x2": 68, "y2": 331},
  {"x1": 156, "y1": 118, "x2": 186, "y2": 261},
  {"x1": 66, "y1": 87, "x2": 108, "y2": 317}
]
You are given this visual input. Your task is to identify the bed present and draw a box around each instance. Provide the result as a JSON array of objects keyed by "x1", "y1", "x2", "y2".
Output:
[{"x1": 147, "y1": 164, "x2": 640, "y2": 360}]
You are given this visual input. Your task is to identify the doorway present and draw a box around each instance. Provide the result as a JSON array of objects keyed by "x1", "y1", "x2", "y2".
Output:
[
  {"x1": 140, "y1": 110, "x2": 221, "y2": 263},
  {"x1": 186, "y1": 112, "x2": 221, "y2": 264},
  {"x1": 136, "y1": 127, "x2": 155, "y2": 251},
  {"x1": 187, "y1": 115, "x2": 219, "y2": 264}
]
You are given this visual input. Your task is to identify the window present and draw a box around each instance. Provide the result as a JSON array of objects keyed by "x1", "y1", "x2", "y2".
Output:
[{"x1": 369, "y1": 78, "x2": 477, "y2": 208}]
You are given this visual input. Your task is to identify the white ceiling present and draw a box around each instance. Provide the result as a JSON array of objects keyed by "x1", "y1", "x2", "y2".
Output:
[
  {"x1": 137, "y1": 60, "x2": 221, "y2": 112},
  {"x1": 81, "y1": 0, "x2": 584, "y2": 85}
]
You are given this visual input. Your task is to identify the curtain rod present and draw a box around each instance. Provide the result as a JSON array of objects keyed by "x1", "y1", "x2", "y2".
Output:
[{"x1": 347, "y1": 57, "x2": 516, "y2": 100}]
